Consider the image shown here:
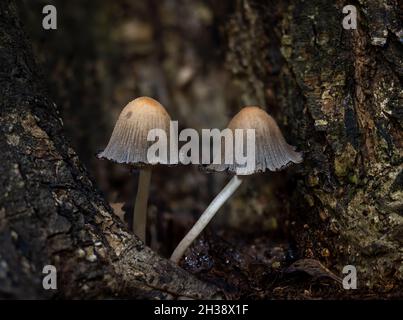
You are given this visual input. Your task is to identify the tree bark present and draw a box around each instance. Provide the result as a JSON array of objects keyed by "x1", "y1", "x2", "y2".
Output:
[
  {"x1": 226, "y1": 0, "x2": 402, "y2": 291},
  {"x1": 0, "y1": 0, "x2": 222, "y2": 299}
]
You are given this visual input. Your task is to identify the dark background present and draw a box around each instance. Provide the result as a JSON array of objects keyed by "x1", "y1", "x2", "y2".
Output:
[{"x1": 17, "y1": 0, "x2": 294, "y2": 261}]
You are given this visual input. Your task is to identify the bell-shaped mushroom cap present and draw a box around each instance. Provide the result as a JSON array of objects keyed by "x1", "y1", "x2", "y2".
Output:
[
  {"x1": 208, "y1": 106, "x2": 302, "y2": 175},
  {"x1": 98, "y1": 97, "x2": 171, "y2": 165}
]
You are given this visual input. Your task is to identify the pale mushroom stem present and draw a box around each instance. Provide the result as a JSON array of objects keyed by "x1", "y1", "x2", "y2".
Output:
[
  {"x1": 170, "y1": 175, "x2": 243, "y2": 263},
  {"x1": 133, "y1": 167, "x2": 152, "y2": 242}
]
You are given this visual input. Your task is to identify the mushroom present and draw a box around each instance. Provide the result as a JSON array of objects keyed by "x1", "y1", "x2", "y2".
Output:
[
  {"x1": 98, "y1": 96, "x2": 171, "y2": 242},
  {"x1": 170, "y1": 106, "x2": 302, "y2": 263}
]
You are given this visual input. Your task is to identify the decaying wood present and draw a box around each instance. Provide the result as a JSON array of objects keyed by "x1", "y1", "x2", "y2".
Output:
[{"x1": 0, "y1": 0, "x2": 222, "y2": 299}]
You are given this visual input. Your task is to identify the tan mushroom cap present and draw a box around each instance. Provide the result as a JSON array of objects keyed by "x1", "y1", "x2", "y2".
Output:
[
  {"x1": 98, "y1": 96, "x2": 171, "y2": 165},
  {"x1": 208, "y1": 106, "x2": 302, "y2": 175}
]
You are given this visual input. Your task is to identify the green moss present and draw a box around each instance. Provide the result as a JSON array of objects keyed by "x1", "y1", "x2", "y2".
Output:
[
  {"x1": 334, "y1": 143, "x2": 357, "y2": 178},
  {"x1": 307, "y1": 174, "x2": 320, "y2": 187},
  {"x1": 349, "y1": 174, "x2": 359, "y2": 185},
  {"x1": 334, "y1": 157, "x2": 348, "y2": 177}
]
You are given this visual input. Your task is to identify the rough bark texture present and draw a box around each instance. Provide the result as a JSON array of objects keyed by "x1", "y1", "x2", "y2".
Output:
[
  {"x1": 0, "y1": 0, "x2": 222, "y2": 299},
  {"x1": 226, "y1": 0, "x2": 402, "y2": 290}
]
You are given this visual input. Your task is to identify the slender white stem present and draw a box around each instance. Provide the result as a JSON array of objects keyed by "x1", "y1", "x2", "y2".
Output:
[
  {"x1": 133, "y1": 168, "x2": 152, "y2": 242},
  {"x1": 170, "y1": 175, "x2": 243, "y2": 263}
]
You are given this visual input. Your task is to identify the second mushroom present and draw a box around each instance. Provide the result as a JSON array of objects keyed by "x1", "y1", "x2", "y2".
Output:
[{"x1": 170, "y1": 106, "x2": 302, "y2": 263}]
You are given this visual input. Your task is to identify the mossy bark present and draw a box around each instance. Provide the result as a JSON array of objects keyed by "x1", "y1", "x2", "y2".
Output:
[
  {"x1": 226, "y1": 0, "x2": 402, "y2": 291},
  {"x1": 0, "y1": 0, "x2": 222, "y2": 299}
]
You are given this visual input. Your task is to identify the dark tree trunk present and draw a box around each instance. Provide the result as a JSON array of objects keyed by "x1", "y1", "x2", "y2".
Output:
[
  {"x1": 0, "y1": 0, "x2": 222, "y2": 299},
  {"x1": 226, "y1": 0, "x2": 402, "y2": 291}
]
